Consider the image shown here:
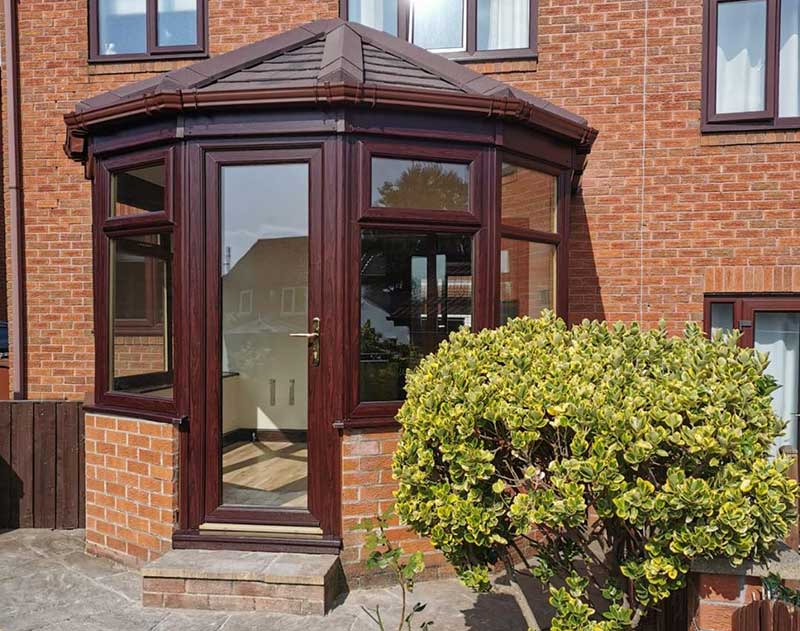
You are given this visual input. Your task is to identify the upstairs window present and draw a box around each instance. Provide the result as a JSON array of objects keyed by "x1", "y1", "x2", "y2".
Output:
[
  {"x1": 90, "y1": 0, "x2": 207, "y2": 62},
  {"x1": 343, "y1": 0, "x2": 537, "y2": 61},
  {"x1": 703, "y1": 0, "x2": 800, "y2": 130}
]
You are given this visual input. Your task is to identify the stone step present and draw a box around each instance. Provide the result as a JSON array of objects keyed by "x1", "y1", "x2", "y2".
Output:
[{"x1": 142, "y1": 549, "x2": 346, "y2": 615}]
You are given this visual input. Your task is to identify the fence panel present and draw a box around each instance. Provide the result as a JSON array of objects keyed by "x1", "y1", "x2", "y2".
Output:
[
  {"x1": 0, "y1": 401, "x2": 84, "y2": 529},
  {"x1": 734, "y1": 599, "x2": 800, "y2": 631}
]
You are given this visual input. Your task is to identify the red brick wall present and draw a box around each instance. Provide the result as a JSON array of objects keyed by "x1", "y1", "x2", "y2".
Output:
[
  {"x1": 0, "y1": 0, "x2": 339, "y2": 401},
  {"x1": 690, "y1": 573, "x2": 763, "y2": 631},
  {"x1": 84, "y1": 414, "x2": 179, "y2": 567},
  {"x1": 113, "y1": 336, "x2": 167, "y2": 377},
  {"x1": 341, "y1": 429, "x2": 456, "y2": 586},
  {"x1": 3, "y1": 0, "x2": 799, "y2": 582},
  {"x1": 470, "y1": 0, "x2": 800, "y2": 332}
]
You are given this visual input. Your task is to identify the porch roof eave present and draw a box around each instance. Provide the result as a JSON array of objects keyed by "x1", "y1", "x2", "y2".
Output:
[{"x1": 62, "y1": 80, "x2": 598, "y2": 164}]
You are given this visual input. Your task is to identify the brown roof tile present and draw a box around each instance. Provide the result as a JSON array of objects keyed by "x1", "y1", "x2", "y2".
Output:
[{"x1": 73, "y1": 19, "x2": 587, "y2": 128}]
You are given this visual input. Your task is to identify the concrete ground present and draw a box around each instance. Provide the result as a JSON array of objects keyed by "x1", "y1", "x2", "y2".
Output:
[{"x1": 0, "y1": 529, "x2": 527, "y2": 631}]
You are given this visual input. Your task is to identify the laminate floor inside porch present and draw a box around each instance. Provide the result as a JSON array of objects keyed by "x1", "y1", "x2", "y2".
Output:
[{"x1": 222, "y1": 440, "x2": 308, "y2": 508}]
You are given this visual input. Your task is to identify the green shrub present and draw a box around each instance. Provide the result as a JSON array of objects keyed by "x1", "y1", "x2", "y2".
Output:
[{"x1": 393, "y1": 312, "x2": 798, "y2": 630}]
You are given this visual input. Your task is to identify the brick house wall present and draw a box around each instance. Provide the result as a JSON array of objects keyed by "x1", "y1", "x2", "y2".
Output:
[{"x1": 1, "y1": 0, "x2": 798, "y2": 604}]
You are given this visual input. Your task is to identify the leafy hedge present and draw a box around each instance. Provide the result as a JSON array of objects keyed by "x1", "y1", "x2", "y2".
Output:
[{"x1": 393, "y1": 312, "x2": 798, "y2": 630}]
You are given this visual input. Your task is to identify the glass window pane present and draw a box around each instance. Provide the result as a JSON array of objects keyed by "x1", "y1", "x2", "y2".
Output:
[
  {"x1": 501, "y1": 163, "x2": 557, "y2": 232},
  {"x1": 360, "y1": 231, "x2": 472, "y2": 402},
  {"x1": 780, "y1": 0, "x2": 800, "y2": 117},
  {"x1": 500, "y1": 240, "x2": 555, "y2": 323},
  {"x1": 220, "y1": 164, "x2": 309, "y2": 509},
  {"x1": 754, "y1": 312, "x2": 800, "y2": 454},
  {"x1": 710, "y1": 302, "x2": 735, "y2": 337},
  {"x1": 477, "y1": 0, "x2": 530, "y2": 50},
  {"x1": 716, "y1": 0, "x2": 767, "y2": 114},
  {"x1": 157, "y1": 0, "x2": 198, "y2": 47},
  {"x1": 98, "y1": 0, "x2": 147, "y2": 56},
  {"x1": 110, "y1": 234, "x2": 173, "y2": 398},
  {"x1": 348, "y1": 0, "x2": 398, "y2": 36},
  {"x1": 411, "y1": 0, "x2": 465, "y2": 51},
  {"x1": 371, "y1": 157, "x2": 470, "y2": 211},
  {"x1": 112, "y1": 164, "x2": 165, "y2": 217}
]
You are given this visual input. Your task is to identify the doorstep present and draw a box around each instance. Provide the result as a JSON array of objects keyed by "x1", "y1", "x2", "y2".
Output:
[{"x1": 141, "y1": 549, "x2": 346, "y2": 615}]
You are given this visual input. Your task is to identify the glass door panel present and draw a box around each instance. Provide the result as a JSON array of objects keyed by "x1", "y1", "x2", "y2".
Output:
[
  {"x1": 754, "y1": 312, "x2": 800, "y2": 455},
  {"x1": 219, "y1": 163, "x2": 310, "y2": 509}
]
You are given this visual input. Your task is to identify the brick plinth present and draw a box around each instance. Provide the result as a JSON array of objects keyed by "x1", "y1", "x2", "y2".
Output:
[
  {"x1": 84, "y1": 414, "x2": 179, "y2": 567},
  {"x1": 690, "y1": 572, "x2": 763, "y2": 631}
]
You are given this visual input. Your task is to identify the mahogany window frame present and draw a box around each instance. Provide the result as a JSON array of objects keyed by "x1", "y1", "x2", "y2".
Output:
[
  {"x1": 346, "y1": 141, "x2": 569, "y2": 429},
  {"x1": 339, "y1": 0, "x2": 538, "y2": 63},
  {"x1": 702, "y1": 0, "x2": 800, "y2": 132},
  {"x1": 88, "y1": 0, "x2": 208, "y2": 64},
  {"x1": 90, "y1": 145, "x2": 185, "y2": 422},
  {"x1": 497, "y1": 153, "x2": 569, "y2": 324}
]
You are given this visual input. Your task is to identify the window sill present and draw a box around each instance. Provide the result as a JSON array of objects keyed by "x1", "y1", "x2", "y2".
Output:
[
  {"x1": 691, "y1": 544, "x2": 800, "y2": 580},
  {"x1": 84, "y1": 402, "x2": 186, "y2": 427},
  {"x1": 446, "y1": 49, "x2": 538, "y2": 64},
  {"x1": 88, "y1": 51, "x2": 209, "y2": 66},
  {"x1": 701, "y1": 120, "x2": 800, "y2": 134}
]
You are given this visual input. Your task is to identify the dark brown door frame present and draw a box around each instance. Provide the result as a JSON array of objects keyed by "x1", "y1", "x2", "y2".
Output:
[{"x1": 180, "y1": 139, "x2": 342, "y2": 546}]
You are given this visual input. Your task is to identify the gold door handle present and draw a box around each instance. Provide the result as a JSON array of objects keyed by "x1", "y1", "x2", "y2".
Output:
[{"x1": 289, "y1": 317, "x2": 320, "y2": 366}]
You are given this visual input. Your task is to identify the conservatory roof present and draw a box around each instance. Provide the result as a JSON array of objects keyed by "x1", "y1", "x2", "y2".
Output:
[{"x1": 64, "y1": 19, "x2": 597, "y2": 159}]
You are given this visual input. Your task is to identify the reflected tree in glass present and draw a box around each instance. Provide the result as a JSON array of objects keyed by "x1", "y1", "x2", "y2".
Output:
[{"x1": 373, "y1": 160, "x2": 469, "y2": 210}]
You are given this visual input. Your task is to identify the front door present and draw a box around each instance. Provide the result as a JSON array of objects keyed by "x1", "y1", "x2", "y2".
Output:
[{"x1": 194, "y1": 146, "x2": 338, "y2": 539}]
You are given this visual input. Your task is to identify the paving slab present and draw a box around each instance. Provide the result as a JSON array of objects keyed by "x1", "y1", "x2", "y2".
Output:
[{"x1": 0, "y1": 529, "x2": 528, "y2": 631}]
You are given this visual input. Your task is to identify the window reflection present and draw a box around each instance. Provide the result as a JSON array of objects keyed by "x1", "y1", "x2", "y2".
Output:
[
  {"x1": 477, "y1": 0, "x2": 530, "y2": 50},
  {"x1": 754, "y1": 312, "x2": 800, "y2": 454},
  {"x1": 411, "y1": 0, "x2": 466, "y2": 51},
  {"x1": 99, "y1": 0, "x2": 147, "y2": 55},
  {"x1": 501, "y1": 163, "x2": 557, "y2": 233},
  {"x1": 110, "y1": 233, "x2": 173, "y2": 397},
  {"x1": 709, "y1": 302, "x2": 735, "y2": 337},
  {"x1": 360, "y1": 231, "x2": 472, "y2": 402},
  {"x1": 371, "y1": 157, "x2": 469, "y2": 211},
  {"x1": 112, "y1": 163, "x2": 165, "y2": 217},
  {"x1": 500, "y1": 239, "x2": 555, "y2": 323},
  {"x1": 349, "y1": 0, "x2": 398, "y2": 35},
  {"x1": 220, "y1": 163, "x2": 310, "y2": 509},
  {"x1": 716, "y1": 0, "x2": 767, "y2": 113},
  {"x1": 157, "y1": 0, "x2": 198, "y2": 47}
]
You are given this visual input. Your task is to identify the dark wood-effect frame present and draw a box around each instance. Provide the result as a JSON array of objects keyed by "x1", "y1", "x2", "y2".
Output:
[
  {"x1": 339, "y1": 0, "x2": 538, "y2": 63},
  {"x1": 703, "y1": 293, "x2": 800, "y2": 347},
  {"x1": 343, "y1": 139, "x2": 570, "y2": 430},
  {"x1": 88, "y1": 0, "x2": 208, "y2": 64},
  {"x1": 88, "y1": 144, "x2": 186, "y2": 425},
  {"x1": 702, "y1": 0, "x2": 800, "y2": 132},
  {"x1": 199, "y1": 146, "x2": 330, "y2": 531},
  {"x1": 79, "y1": 95, "x2": 587, "y2": 553}
]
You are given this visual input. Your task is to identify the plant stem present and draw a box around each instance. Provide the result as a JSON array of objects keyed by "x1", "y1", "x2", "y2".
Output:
[{"x1": 397, "y1": 564, "x2": 407, "y2": 631}]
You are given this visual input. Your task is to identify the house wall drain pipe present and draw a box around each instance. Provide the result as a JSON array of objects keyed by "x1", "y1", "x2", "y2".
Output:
[{"x1": 4, "y1": 0, "x2": 27, "y2": 399}]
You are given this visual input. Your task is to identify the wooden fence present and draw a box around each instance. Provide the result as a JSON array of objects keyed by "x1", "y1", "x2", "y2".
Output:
[
  {"x1": 0, "y1": 401, "x2": 84, "y2": 529},
  {"x1": 734, "y1": 599, "x2": 800, "y2": 631}
]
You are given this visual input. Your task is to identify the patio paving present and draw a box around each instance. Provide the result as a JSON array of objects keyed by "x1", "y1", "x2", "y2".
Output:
[{"x1": 0, "y1": 529, "x2": 528, "y2": 631}]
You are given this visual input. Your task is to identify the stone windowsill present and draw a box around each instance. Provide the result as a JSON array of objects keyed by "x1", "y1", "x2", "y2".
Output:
[{"x1": 691, "y1": 545, "x2": 800, "y2": 581}]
